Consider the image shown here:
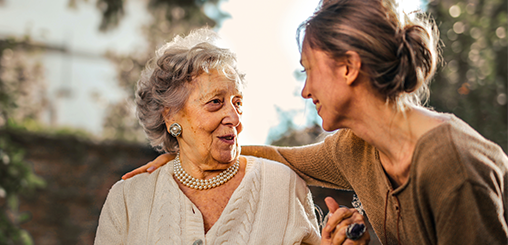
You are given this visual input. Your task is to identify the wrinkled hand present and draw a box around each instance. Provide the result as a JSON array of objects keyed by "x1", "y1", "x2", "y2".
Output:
[
  {"x1": 321, "y1": 197, "x2": 370, "y2": 245},
  {"x1": 121, "y1": 153, "x2": 175, "y2": 180}
]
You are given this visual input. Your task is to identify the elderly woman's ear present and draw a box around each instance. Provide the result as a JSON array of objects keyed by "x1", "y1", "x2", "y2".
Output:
[
  {"x1": 163, "y1": 108, "x2": 182, "y2": 138},
  {"x1": 163, "y1": 107, "x2": 172, "y2": 123}
]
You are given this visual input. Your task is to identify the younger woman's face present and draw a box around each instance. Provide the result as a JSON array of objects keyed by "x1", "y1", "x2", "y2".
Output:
[{"x1": 300, "y1": 43, "x2": 353, "y2": 131}]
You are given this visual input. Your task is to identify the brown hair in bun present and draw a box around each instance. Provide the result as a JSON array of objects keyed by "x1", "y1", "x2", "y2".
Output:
[{"x1": 299, "y1": 0, "x2": 440, "y2": 109}]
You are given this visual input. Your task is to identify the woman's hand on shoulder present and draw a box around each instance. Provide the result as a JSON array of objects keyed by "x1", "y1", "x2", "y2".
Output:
[
  {"x1": 121, "y1": 153, "x2": 175, "y2": 180},
  {"x1": 321, "y1": 197, "x2": 370, "y2": 245}
]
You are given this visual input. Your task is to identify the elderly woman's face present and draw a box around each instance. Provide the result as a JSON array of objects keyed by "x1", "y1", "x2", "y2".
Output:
[{"x1": 171, "y1": 69, "x2": 243, "y2": 165}]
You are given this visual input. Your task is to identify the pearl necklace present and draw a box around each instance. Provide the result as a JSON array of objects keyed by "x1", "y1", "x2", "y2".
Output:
[{"x1": 173, "y1": 154, "x2": 240, "y2": 190}]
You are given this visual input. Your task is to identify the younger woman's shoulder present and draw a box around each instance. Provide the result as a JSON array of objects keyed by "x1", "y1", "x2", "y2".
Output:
[
  {"x1": 414, "y1": 113, "x2": 508, "y2": 186},
  {"x1": 443, "y1": 114, "x2": 505, "y2": 158},
  {"x1": 417, "y1": 113, "x2": 504, "y2": 156}
]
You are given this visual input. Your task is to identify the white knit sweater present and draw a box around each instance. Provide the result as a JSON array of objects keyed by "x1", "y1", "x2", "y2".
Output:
[{"x1": 94, "y1": 156, "x2": 321, "y2": 244}]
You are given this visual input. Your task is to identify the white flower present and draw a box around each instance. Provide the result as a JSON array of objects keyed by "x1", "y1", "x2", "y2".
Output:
[{"x1": 0, "y1": 188, "x2": 6, "y2": 198}]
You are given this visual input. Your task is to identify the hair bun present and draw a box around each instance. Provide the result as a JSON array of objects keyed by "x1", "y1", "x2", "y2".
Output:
[{"x1": 301, "y1": 0, "x2": 440, "y2": 109}]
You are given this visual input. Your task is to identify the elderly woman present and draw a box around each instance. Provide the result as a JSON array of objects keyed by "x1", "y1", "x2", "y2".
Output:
[
  {"x1": 125, "y1": 0, "x2": 508, "y2": 244},
  {"x1": 94, "y1": 28, "x2": 321, "y2": 244}
]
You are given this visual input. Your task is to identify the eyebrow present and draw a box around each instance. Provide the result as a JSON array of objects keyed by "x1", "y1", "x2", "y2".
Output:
[
  {"x1": 199, "y1": 88, "x2": 243, "y2": 101},
  {"x1": 200, "y1": 89, "x2": 225, "y2": 101}
]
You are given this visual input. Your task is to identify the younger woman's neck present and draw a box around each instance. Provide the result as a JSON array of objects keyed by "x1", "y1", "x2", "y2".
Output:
[{"x1": 347, "y1": 99, "x2": 445, "y2": 187}]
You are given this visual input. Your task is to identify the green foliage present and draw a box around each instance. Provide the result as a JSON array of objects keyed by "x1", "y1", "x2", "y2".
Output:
[
  {"x1": 5, "y1": 118, "x2": 94, "y2": 140},
  {"x1": 0, "y1": 135, "x2": 45, "y2": 245},
  {"x1": 95, "y1": 0, "x2": 226, "y2": 32},
  {"x1": 427, "y1": 0, "x2": 508, "y2": 151},
  {"x1": 0, "y1": 33, "x2": 46, "y2": 245}
]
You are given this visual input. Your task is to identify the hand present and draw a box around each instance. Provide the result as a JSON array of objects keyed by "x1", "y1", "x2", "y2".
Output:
[
  {"x1": 321, "y1": 197, "x2": 370, "y2": 245},
  {"x1": 121, "y1": 153, "x2": 175, "y2": 180}
]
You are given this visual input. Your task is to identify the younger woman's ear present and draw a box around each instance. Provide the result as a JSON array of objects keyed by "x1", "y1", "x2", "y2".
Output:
[{"x1": 344, "y1": 51, "x2": 361, "y2": 86}]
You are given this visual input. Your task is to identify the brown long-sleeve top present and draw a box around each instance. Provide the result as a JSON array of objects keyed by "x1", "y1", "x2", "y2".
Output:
[{"x1": 242, "y1": 114, "x2": 508, "y2": 244}]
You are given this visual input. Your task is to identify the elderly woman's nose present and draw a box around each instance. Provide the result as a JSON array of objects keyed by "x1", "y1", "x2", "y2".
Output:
[{"x1": 222, "y1": 102, "x2": 241, "y2": 126}]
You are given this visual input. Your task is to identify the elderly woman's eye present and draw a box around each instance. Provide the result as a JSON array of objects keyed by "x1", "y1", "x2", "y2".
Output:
[
  {"x1": 206, "y1": 99, "x2": 223, "y2": 111},
  {"x1": 211, "y1": 99, "x2": 222, "y2": 104},
  {"x1": 234, "y1": 99, "x2": 243, "y2": 114}
]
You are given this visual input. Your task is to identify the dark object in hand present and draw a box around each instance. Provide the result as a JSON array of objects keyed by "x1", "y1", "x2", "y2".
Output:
[{"x1": 346, "y1": 223, "x2": 366, "y2": 241}]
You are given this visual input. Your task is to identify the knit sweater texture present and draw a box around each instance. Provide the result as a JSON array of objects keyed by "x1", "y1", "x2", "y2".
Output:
[
  {"x1": 243, "y1": 114, "x2": 508, "y2": 244},
  {"x1": 94, "y1": 156, "x2": 321, "y2": 245}
]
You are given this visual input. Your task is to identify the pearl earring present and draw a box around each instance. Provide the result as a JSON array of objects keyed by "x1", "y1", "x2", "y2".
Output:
[{"x1": 169, "y1": 123, "x2": 182, "y2": 137}]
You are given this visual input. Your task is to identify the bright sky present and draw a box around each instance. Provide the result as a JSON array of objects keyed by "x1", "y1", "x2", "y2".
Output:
[
  {"x1": 214, "y1": 0, "x2": 425, "y2": 145},
  {"x1": 0, "y1": 0, "x2": 424, "y2": 145},
  {"x1": 215, "y1": 0, "x2": 321, "y2": 145}
]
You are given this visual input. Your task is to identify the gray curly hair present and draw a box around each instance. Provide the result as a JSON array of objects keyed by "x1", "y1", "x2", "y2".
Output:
[{"x1": 135, "y1": 28, "x2": 245, "y2": 153}]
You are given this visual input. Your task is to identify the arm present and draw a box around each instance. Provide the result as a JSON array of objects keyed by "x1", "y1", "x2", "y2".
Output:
[
  {"x1": 124, "y1": 130, "x2": 367, "y2": 190},
  {"x1": 241, "y1": 139, "x2": 350, "y2": 189},
  {"x1": 242, "y1": 129, "x2": 372, "y2": 189},
  {"x1": 94, "y1": 181, "x2": 127, "y2": 245}
]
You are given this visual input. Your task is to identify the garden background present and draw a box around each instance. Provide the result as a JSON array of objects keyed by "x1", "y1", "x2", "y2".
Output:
[{"x1": 0, "y1": 0, "x2": 506, "y2": 244}]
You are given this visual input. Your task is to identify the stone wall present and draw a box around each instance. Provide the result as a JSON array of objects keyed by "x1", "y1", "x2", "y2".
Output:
[{"x1": 3, "y1": 129, "x2": 158, "y2": 245}]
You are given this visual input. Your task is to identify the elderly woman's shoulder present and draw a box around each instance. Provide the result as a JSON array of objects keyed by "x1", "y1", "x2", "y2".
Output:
[
  {"x1": 243, "y1": 156, "x2": 310, "y2": 202},
  {"x1": 108, "y1": 163, "x2": 167, "y2": 200},
  {"x1": 243, "y1": 155, "x2": 306, "y2": 186}
]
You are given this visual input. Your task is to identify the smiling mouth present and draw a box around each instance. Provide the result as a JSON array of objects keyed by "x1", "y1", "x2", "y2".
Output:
[
  {"x1": 315, "y1": 102, "x2": 321, "y2": 112},
  {"x1": 218, "y1": 134, "x2": 236, "y2": 143}
]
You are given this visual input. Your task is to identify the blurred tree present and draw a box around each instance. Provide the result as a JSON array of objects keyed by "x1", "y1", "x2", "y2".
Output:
[
  {"x1": 0, "y1": 135, "x2": 45, "y2": 245},
  {"x1": 0, "y1": 37, "x2": 47, "y2": 245},
  {"x1": 96, "y1": 0, "x2": 228, "y2": 143},
  {"x1": 270, "y1": 123, "x2": 328, "y2": 147},
  {"x1": 267, "y1": 68, "x2": 323, "y2": 144},
  {"x1": 427, "y1": 0, "x2": 507, "y2": 151},
  {"x1": 94, "y1": 0, "x2": 225, "y2": 32},
  {"x1": 0, "y1": 38, "x2": 48, "y2": 128}
]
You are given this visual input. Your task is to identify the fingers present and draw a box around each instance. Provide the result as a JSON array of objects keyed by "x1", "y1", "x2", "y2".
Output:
[
  {"x1": 325, "y1": 196, "x2": 340, "y2": 213},
  {"x1": 322, "y1": 206, "x2": 354, "y2": 244},
  {"x1": 333, "y1": 226, "x2": 367, "y2": 245},
  {"x1": 341, "y1": 214, "x2": 369, "y2": 244},
  {"x1": 321, "y1": 198, "x2": 370, "y2": 245},
  {"x1": 323, "y1": 207, "x2": 355, "y2": 234},
  {"x1": 330, "y1": 227, "x2": 347, "y2": 245},
  {"x1": 341, "y1": 225, "x2": 371, "y2": 245},
  {"x1": 121, "y1": 153, "x2": 175, "y2": 180},
  {"x1": 121, "y1": 164, "x2": 150, "y2": 180}
]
